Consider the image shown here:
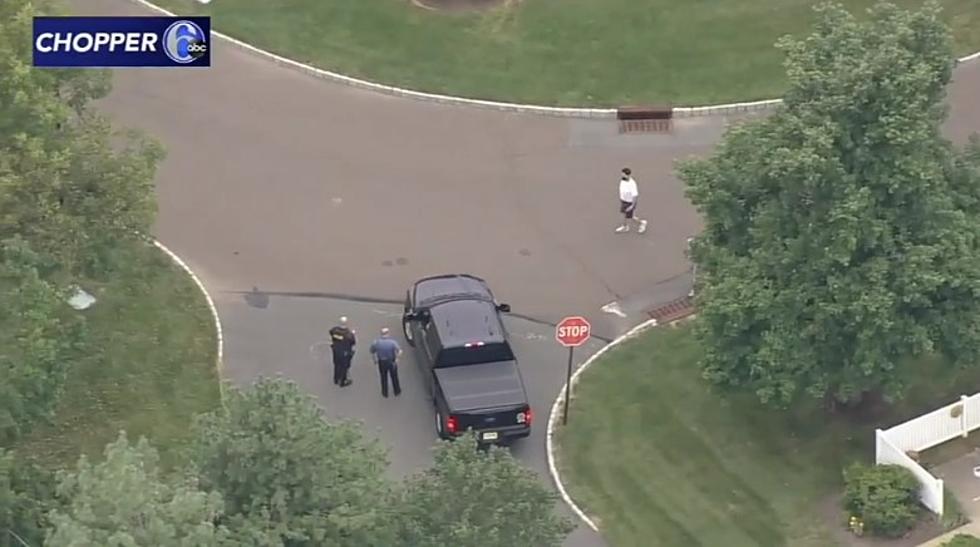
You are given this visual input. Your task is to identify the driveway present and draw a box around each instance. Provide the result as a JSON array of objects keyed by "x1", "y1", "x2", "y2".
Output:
[{"x1": 65, "y1": 0, "x2": 980, "y2": 545}]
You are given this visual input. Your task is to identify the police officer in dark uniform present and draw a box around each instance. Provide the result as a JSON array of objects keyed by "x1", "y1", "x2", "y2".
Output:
[{"x1": 329, "y1": 316, "x2": 356, "y2": 387}]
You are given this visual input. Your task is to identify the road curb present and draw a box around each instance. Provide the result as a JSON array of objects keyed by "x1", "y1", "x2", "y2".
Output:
[
  {"x1": 124, "y1": 0, "x2": 615, "y2": 119},
  {"x1": 121, "y1": 0, "x2": 980, "y2": 119},
  {"x1": 150, "y1": 238, "x2": 225, "y2": 393},
  {"x1": 545, "y1": 317, "x2": 661, "y2": 533},
  {"x1": 671, "y1": 51, "x2": 980, "y2": 117},
  {"x1": 671, "y1": 98, "x2": 785, "y2": 118}
]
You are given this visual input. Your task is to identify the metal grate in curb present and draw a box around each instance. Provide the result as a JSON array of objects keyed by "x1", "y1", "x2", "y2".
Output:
[
  {"x1": 646, "y1": 296, "x2": 695, "y2": 323},
  {"x1": 619, "y1": 119, "x2": 673, "y2": 134}
]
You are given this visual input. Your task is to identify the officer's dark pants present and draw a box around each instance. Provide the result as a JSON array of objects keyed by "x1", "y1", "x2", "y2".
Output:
[
  {"x1": 333, "y1": 354, "x2": 352, "y2": 385},
  {"x1": 377, "y1": 360, "x2": 401, "y2": 397}
]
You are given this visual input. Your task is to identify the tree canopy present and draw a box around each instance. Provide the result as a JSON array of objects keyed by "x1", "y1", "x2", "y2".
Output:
[
  {"x1": 185, "y1": 378, "x2": 575, "y2": 546},
  {"x1": 187, "y1": 377, "x2": 395, "y2": 546},
  {"x1": 4, "y1": 376, "x2": 578, "y2": 545},
  {"x1": 679, "y1": 0, "x2": 980, "y2": 407},
  {"x1": 45, "y1": 432, "x2": 227, "y2": 546},
  {"x1": 0, "y1": 238, "x2": 84, "y2": 443},
  {"x1": 0, "y1": 450, "x2": 58, "y2": 547},
  {"x1": 0, "y1": 0, "x2": 161, "y2": 281},
  {"x1": 395, "y1": 433, "x2": 573, "y2": 547}
]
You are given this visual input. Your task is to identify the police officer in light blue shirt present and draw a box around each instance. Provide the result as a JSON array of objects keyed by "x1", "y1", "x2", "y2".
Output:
[{"x1": 370, "y1": 327, "x2": 402, "y2": 398}]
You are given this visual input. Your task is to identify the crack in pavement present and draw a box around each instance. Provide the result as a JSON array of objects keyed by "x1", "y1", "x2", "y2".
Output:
[
  {"x1": 224, "y1": 288, "x2": 614, "y2": 343},
  {"x1": 229, "y1": 288, "x2": 403, "y2": 306}
]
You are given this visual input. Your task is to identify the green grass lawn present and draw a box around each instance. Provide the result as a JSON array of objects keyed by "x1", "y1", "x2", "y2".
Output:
[
  {"x1": 13, "y1": 239, "x2": 221, "y2": 470},
  {"x1": 155, "y1": 0, "x2": 980, "y2": 106},
  {"x1": 554, "y1": 323, "x2": 980, "y2": 547}
]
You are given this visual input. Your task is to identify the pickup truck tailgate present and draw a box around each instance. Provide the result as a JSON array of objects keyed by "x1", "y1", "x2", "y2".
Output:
[{"x1": 434, "y1": 360, "x2": 526, "y2": 412}]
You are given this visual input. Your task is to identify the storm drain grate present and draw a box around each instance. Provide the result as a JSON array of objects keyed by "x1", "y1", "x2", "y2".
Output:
[
  {"x1": 619, "y1": 119, "x2": 673, "y2": 134},
  {"x1": 646, "y1": 296, "x2": 695, "y2": 324}
]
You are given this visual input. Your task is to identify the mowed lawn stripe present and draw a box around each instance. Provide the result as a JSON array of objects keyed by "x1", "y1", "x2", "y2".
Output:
[
  {"x1": 637, "y1": 401, "x2": 781, "y2": 547},
  {"x1": 556, "y1": 326, "x2": 843, "y2": 546},
  {"x1": 154, "y1": 0, "x2": 980, "y2": 105}
]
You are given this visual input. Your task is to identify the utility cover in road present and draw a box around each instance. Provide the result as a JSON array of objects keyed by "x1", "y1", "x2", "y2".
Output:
[{"x1": 556, "y1": 316, "x2": 592, "y2": 347}]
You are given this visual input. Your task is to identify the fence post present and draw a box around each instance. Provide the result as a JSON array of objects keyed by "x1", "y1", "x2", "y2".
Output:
[
  {"x1": 875, "y1": 429, "x2": 883, "y2": 464},
  {"x1": 936, "y1": 478, "x2": 945, "y2": 516},
  {"x1": 963, "y1": 395, "x2": 970, "y2": 438}
]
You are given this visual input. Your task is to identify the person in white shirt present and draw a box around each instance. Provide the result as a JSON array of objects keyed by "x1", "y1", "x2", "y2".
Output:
[{"x1": 616, "y1": 167, "x2": 647, "y2": 233}]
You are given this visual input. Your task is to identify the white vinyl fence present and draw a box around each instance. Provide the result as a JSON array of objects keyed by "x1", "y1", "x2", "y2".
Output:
[
  {"x1": 875, "y1": 430, "x2": 944, "y2": 514},
  {"x1": 875, "y1": 393, "x2": 980, "y2": 515}
]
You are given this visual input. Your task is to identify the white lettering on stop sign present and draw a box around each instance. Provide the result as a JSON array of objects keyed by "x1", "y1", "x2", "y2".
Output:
[{"x1": 556, "y1": 316, "x2": 592, "y2": 347}]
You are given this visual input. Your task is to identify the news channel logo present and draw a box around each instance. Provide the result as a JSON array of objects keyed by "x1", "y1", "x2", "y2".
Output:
[
  {"x1": 162, "y1": 20, "x2": 207, "y2": 64},
  {"x1": 32, "y1": 16, "x2": 211, "y2": 68}
]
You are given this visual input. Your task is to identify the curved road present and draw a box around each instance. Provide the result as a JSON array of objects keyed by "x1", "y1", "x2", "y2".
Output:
[{"x1": 70, "y1": 0, "x2": 980, "y2": 545}]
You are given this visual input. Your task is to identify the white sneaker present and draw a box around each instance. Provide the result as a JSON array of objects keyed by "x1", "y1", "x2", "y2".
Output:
[
  {"x1": 638, "y1": 220, "x2": 648, "y2": 233},
  {"x1": 615, "y1": 225, "x2": 629, "y2": 233}
]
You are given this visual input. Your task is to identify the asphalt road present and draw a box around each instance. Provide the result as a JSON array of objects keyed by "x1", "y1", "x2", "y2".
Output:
[
  {"x1": 216, "y1": 291, "x2": 605, "y2": 546},
  {"x1": 72, "y1": 0, "x2": 748, "y2": 338},
  {"x1": 218, "y1": 291, "x2": 606, "y2": 480},
  {"x1": 65, "y1": 0, "x2": 980, "y2": 545}
]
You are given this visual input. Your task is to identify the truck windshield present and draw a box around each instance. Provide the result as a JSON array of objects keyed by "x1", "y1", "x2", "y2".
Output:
[{"x1": 436, "y1": 343, "x2": 515, "y2": 367}]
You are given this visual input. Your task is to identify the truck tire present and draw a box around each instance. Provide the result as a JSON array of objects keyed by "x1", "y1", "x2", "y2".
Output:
[
  {"x1": 435, "y1": 410, "x2": 446, "y2": 439},
  {"x1": 402, "y1": 319, "x2": 416, "y2": 347}
]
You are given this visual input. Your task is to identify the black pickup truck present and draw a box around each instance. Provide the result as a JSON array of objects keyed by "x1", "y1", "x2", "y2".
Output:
[{"x1": 402, "y1": 274, "x2": 532, "y2": 445}]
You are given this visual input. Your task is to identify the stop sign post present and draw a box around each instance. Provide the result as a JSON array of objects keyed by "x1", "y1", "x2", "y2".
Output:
[{"x1": 556, "y1": 316, "x2": 592, "y2": 425}]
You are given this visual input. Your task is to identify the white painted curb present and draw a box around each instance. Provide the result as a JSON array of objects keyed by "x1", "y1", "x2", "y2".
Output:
[
  {"x1": 122, "y1": 0, "x2": 980, "y2": 119},
  {"x1": 545, "y1": 317, "x2": 661, "y2": 533},
  {"x1": 672, "y1": 98, "x2": 784, "y2": 118},
  {"x1": 151, "y1": 238, "x2": 224, "y2": 374},
  {"x1": 671, "y1": 51, "x2": 980, "y2": 117},
  {"x1": 124, "y1": 0, "x2": 615, "y2": 119}
]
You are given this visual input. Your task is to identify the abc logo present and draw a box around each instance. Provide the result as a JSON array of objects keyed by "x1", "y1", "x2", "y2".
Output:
[
  {"x1": 186, "y1": 39, "x2": 207, "y2": 55},
  {"x1": 163, "y1": 20, "x2": 208, "y2": 64}
]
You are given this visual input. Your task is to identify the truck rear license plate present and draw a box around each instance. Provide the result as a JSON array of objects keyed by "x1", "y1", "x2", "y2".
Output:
[{"x1": 482, "y1": 432, "x2": 499, "y2": 441}]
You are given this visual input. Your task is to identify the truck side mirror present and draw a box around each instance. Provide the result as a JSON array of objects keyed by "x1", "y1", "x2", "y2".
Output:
[
  {"x1": 406, "y1": 309, "x2": 431, "y2": 322},
  {"x1": 496, "y1": 303, "x2": 511, "y2": 313}
]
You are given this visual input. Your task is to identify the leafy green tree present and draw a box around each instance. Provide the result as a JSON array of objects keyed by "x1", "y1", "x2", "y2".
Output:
[
  {"x1": 0, "y1": 450, "x2": 58, "y2": 547},
  {"x1": 45, "y1": 432, "x2": 227, "y2": 546},
  {"x1": 187, "y1": 377, "x2": 395, "y2": 546},
  {"x1": 394, "y1": 433, "x2": 573, "y2": 547},
  {"x1": 679, "y1": 0, "x2": 980, "y2": 407},
  {"x1": 0, "y1": 0, "x2": 106, "y2": 146},
  {"x1": 0, "y1": 0, "x2": 162, "y2": 280},
  {"x1": 0, "y1": 238, "x2": 85, "y2": 443}
]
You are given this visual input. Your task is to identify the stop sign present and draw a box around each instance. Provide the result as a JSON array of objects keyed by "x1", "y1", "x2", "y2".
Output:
[{"x1": 556, "y1": 316, "x2": 592, "y2": 347}]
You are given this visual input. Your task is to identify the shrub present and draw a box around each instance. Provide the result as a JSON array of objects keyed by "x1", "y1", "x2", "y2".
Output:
[
  {"x1": 843, "y1": 463, "x2": 921, "y2": 537},
  {"x1": 942, "y1": 488, "x2": 969, "y2": 530},
  {"x1": 943, "y1": 534, "x2": 980, "y2": 547}
]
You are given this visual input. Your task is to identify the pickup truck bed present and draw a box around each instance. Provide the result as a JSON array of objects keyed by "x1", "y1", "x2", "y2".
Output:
[{"x1": 434, "y1": 360, "x2": 525, "y2": 412}]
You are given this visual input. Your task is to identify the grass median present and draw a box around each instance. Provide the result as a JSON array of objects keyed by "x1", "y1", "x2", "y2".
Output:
[
  {"x1": 155, "y1": 0, "x2": 980, "y2": 106},
  {"x1": 14, "y1": 239, "x2": 221, "y2": 470},
  {"x1": 553, "y1": 323, "x2": 979, "y2": 546}
]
